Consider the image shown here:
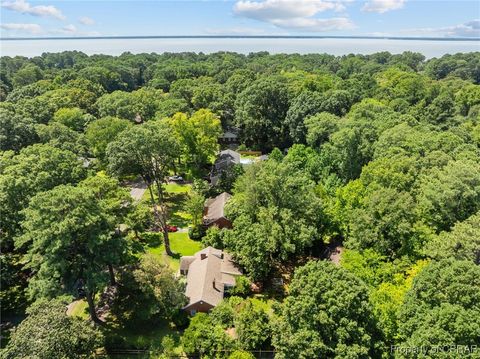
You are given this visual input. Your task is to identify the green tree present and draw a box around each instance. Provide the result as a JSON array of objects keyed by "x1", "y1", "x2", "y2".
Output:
[
  {"x1": 168, "y1": 109, "x2": 222, "y2": 173},
  {"x1": 115, "y1": 254, "x2": 186, "y2": 322},
  {"x1": 416, "y1": 159, "x2": 480, "y2": 232},
  {"x1": 182, "y1": 313, "x2": 235, "y2": 357},
  {"x1": 305, "y1": 112, "x2": 341, "y2": 149},
  {"x1": 2, "y1": 299, "x2": 103, "y2": 359},
  {"x1": 223, "y1": 160, "x2": 322, "y2": 280},
  {"x1": 185, "y1": 190, "x2": 205, "y2": 227},
  {"x1": 235, "y1": 76, "x2": 291, "y2": 151},
  {"x1": 53, "y1": 107, "x2": 88, "y2": 131},
  {"x1": 107, "y1": 121, "x2": 179, "y2": 255},
  {"x1": 36, "y1": 122, "x2": 86, "y2": 155},
  {"x1": 16, "y1": 183, "x2": 129, "y2": 323},
  {"x1": 0, "y1": 108, "x2": 38, "y2": 152},
  {"x1": 0, "y1": 144, "x2": 86, "y2": 248},
  {"x1": 85, "y1": 116, "x2": 132, "y2": 163},
  {"x1": 273, "y1": 260, "x2": 381, "y2": 359},
  {"x1": 12, "y1": 64, "x2": 43, "y2": 88},
  {"x1": 96, "y1": 88, "x2": 162, "y2": 121},
  {"x1": 235, "y1": 300, "x2": 271, "y2": 351},
  {"x1": 425, "y1": 211, "x2": 480, "y2": 264},
  {"x1": 397, "y1": 259, "x2": 480, "y2": 355}
]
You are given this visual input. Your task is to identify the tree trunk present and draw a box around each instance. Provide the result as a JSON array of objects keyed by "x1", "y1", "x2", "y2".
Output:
[
  {"x1": 108, "y1": 264, "x2": 116, "y2": 286},
  {"x1": 154, "y1": 180, "x2": 173, "y2": 256},
  {"x1": 147, "y1": 185, "x2": 161, "y2": 232},
  {"x1": 85, "y1": 290, "x2": 102, "y2": 325}
]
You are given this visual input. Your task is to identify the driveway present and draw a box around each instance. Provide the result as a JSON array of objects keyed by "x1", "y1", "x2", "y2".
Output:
[{"x1": 129, "y1": 180, "x2": 147, "y2": 202}]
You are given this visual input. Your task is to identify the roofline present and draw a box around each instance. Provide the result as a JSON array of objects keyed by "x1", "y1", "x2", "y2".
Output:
[{"x1": 183, "y1": 299, "x2": 216, "y2": 310}]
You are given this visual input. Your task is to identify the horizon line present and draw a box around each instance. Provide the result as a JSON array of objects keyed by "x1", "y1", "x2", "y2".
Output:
[{"x1": 1, "y1": 35, "x2": 479, "y2": 42}]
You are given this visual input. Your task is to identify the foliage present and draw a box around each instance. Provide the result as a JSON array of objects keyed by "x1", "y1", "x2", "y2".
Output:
[
  {"x1": 223, "y1": 159, "x2": 322, "y2": 280},
  {"x1": 107, "y1": 120, "x2": 179, "y2": 255},
  {"x1": 273, "y1": 260, "x2": 382, "y2": 359},
  {"x1": 235, "y1": 76, "x2": 291, "y2": 151},
  {"x1": 85, "y1": 116, "x2": 131, "y2": 163},
  {"x1": 15, "y1": 180, "x2": 130, "y2": 322},
  {"x1": 168, "y1": 109, "x2": 222, "y2": 173},
  {"x1": 114, "y1": 254, "x2": 187, "y2": 323},
  {"x1": 425, "y1": 211, "x2": 480, "y2": 264},
  {"x1": 181, "y1": 313, "x2": 235, "y2": 357},
  {"x1": 397, "y1": 259, "x2": 480, "y2": 352},
  {"x1": 2, "y1": 299, "x2": 103, "y2": 359},
  {"x1": 228, "y1": 276, "x2": 251, "y2": 298}
]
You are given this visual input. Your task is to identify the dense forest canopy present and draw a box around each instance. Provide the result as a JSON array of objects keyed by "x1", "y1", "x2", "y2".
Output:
[{"x1": 1, "y1": 50, "x2": 479, "y2": 358}]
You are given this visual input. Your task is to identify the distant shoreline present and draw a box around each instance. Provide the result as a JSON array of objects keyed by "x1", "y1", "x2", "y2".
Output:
[{"x1": 1, "y1": 35, "x2": 479, "y2": 42}]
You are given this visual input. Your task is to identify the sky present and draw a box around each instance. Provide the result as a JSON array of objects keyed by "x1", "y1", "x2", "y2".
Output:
[{"x1": 0, "y1": 0, "x2": 479, "y2": 38}]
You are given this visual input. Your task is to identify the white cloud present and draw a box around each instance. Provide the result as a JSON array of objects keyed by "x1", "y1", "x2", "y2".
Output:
[
  {"x1": 1, "y1": 0, "x2": 65, "y2": 20},
  {"x1": 233, "y1": 0, "x2": 354, "y2": 32},
  {"x1": 272, "y1": 17, "x2": 354, "y2": 31},
  {"x1": 79, "y1": 16, "x2": 95, "y2": 26},
  {"x1": 362, "y1": 0, "x2": 405, "y2": 13},
  {"x1": 61, "y1": 24, "x2": 77, "y2": 33},
  {"x1": 205, "y1": 27, "x2": 270, "y2": 35},
  {"x1": 0, "y1": 22, "x2": 44, "y2": 34},
  {"x1": 234, "y1": 0, "x2": 346, "y2": 20},
  {"x1": 402, "y1": 19, "x2": 480, "y2": 38}
]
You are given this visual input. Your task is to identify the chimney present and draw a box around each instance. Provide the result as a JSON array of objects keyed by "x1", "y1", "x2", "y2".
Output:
[
  {"x1": 213, "y1": 278, "x2": 216, "y2": 290},
  {"x1": 201, "y1": 253, "x2": 207, "y2": 260}
]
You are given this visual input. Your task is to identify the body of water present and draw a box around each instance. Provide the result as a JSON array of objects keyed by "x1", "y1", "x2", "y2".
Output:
[{"x1": 1, "y1": 37, "x2": 479, "y2": 58}]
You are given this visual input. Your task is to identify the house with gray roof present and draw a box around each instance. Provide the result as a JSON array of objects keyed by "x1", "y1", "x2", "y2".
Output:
[
  {"x1": 203, "y1": 192, "x2": 232, "y2": 229},
  {"x1": 180, "y1": 247, "x2": 242, "y2": 315},
  {"x1": 210, "y1": 150, "x2": 241, "y2": 186}
]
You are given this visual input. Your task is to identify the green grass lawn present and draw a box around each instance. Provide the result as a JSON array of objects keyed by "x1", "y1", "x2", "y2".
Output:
[
  {"x1": 165, "y1": 183, "x2": 191, "y2": 194},
  {"x1": 68, "y1": 300, "x2": 89, "y2": 319},
  {"x1": 140, "y1": 183, "x2": 193, "y2": 228},
  {"x1": 146, "y1": 232, "x2": 202, "y2": 271},
  {"x1": 101, "y1": 318, "x2": 183, "y2": 356}
]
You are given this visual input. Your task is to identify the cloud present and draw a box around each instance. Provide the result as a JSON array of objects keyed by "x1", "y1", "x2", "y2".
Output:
[
  {"x1": 0, "y1": 22, "x2": 44, "y2": 34},
  {"x1": 362, "y1": 0, "x2": 405, "y2": 13},
  {"x1": 60, "y1": 24, "x2": 77, "y2": 34},
  {"x1": 1, "y1": 0, "x2": 65, "y2": 20},
  {"x1": 272, "y1": 17, "x2": 354, "y2": 31},
  {"x1": 79, "y1": 16, "x2": 95, "y2": 26},
  {"x1": 402, "y1": 19, "x2": 480, "y2": 38},
  {"x1": 233, "y1": 0, "x2": 354, "y2": 32},
  {"x1": 205, "y1": 27, "x2": 270, "y2": 35}
]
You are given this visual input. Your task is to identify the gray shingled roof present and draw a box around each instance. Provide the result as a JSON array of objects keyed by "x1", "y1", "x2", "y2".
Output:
[
  {"x1": 203, "y1": 192, "x2": 231, "y2": 225},
  {"x1": 183, "y1": 247, "x2": 242, "y2": 309}
]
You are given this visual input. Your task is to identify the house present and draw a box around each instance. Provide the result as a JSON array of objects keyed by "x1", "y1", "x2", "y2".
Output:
[
  {"x1": 219, "y1": 129, "x2": 239, "y2": 147},
  {"x1": 203, "y1": 192, "x2": 232, "y2": 229},
  {"x1": 210, "y1": 150, "x2": 241, "y2": 186},
  {"x1": 180, "y1": 247, "x2": 242, "y2": 314}
]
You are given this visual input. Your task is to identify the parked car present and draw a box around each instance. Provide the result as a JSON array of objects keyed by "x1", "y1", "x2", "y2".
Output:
[
  {"x1": 165, "y1": 225, "x2": 178, "y2": 232},
  {"x1": 168, "y1": 175, "x2": 184, "y2": 182}
]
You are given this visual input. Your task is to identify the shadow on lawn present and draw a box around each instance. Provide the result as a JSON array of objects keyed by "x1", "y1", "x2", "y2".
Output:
[
  {"x1": 166, "y1": 192, "x2": 191, "y2": 228},
  {"x1": 101, "y1": 316, "x2": 182, "y2": 353}
]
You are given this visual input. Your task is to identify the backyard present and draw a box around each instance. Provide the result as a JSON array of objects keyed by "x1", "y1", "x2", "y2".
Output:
[{"x1": 68, "y1": 181, "x2": 203, "y2": 356}]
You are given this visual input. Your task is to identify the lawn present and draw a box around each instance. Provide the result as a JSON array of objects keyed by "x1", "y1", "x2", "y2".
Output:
[
  {"x1": 68, "y1": 300, "x2": 89, "y2": 319},
  {"x1": 146, "y1": 232, "x2": 202, "y2": 271},
  {"x1": 140, "y1": 182, "x2": 193, "y2": 228},
  {"x1": 101, "y1": 317, "x2": 183, "y2": 357}
]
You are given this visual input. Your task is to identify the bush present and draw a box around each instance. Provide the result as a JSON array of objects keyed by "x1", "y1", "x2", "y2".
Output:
[
  {"x1": 229, "y1": 276, "x2": 251, "y2": 297},
  {"x1": 188, "y1": 225, "x2": 206, "y2": 240}
]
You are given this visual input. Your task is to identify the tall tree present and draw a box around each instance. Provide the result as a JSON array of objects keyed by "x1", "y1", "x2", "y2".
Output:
[
  {"x1": 168, "y1": 109, "x2": 222, "y2": 174},
  {"x1": 235, "y1": 76, "x2": 291, "y2": 151},
  {"x1": 16, "y1": 183, "x2": 129, "y2": 323},
  {"x1": 0, "y1": 144, "x2": 86, "y2": 249},
  {"x1": 107, "y1": 120, "x2": 179, "y2": 255},
  {"x1": 273, "y1": 260, "x2": 382, "y2": 359},
  {"x1": 2, "y1": 299, "x2": 103, "y2": 359},
  {"x1": 397, "y1": 259, "x2": 480, "y2": 351}
]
